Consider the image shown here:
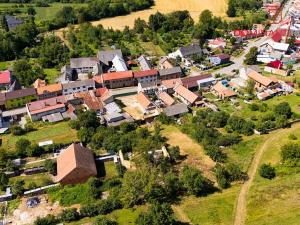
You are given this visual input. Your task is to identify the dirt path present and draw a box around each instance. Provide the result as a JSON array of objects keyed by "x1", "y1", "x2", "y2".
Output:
[{"x1": 233, "y1": 123, "x2": 300, "y2": 225}]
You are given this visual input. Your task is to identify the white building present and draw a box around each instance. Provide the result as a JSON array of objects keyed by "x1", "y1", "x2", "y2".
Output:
[{"x1": 62, "y1": 79, "x2": 95, "y2": 95}]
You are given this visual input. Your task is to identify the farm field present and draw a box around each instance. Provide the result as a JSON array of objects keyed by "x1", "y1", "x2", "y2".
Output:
[
  {"x1": 246, "y1": 123, "x2": 300, "y2": 225},
  {"x1": 57, "y1": 0, "x2": 228, "y2": 31},
  {"x1": 0, "y1": 121, "x2": 77, "y2": 151}
]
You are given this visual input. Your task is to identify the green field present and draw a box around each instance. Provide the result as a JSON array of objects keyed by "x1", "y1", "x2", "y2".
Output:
[
  {"x1": 178, "y1": 185, "x2": 240, "y2": 225},
  {"x1": 0, "y1": 121, "x2": 77, "y2": 151},
  {"x1": 0, "y1": 3, "x2": 87, "y2": 23},
  {"x1": 246, "y1": 123, "x2": 300, "y2": 225},
  {"x1": 9, "y1": 173, "x2": 52, "y2": 189}
]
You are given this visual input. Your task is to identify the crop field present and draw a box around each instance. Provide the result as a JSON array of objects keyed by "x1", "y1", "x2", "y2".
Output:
[{"x1": 56, "y1": 0, "x2": 228, "y2": 31}]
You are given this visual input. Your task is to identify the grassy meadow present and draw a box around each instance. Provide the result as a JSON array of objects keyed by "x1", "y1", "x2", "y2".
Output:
[{"x1": 246, "y1": 123, "x2": 300, "y2": 225}]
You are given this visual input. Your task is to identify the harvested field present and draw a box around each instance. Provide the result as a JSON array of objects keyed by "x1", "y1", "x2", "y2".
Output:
[{"x1": 56, "y1": 0, "x2": 228, "y2": 33}]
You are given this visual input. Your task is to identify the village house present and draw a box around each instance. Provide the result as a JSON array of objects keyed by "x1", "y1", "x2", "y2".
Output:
[
  {"x1": 26, "y1": 96, "x2": 67, "y2": 121},
  {"x1": 112, "y1": 55, "x2": 128, "y2": 72},
  {"x1": 159, "y1": 57, "x2": 174, "y2": 69},
  {"x1": 36, "y1": 83, "x2": 62, "y2": 100},
  {"x1": 70, "y1": 57, "x2": 99, "y2": 74},
  {"x1": 209, "y1": 54, "x2": 231, "y2": 66},
  {"x1": 56, "y1": 143, "x2": 97, "y2": 185},
  {"x1": 181, "y1": 74, "x2": 215, "y2": 91},
  {"x1": 5, "y1": 88, "x2": 37, "y2": 109},
  {"x1": 208, "y1": 38, "x2": 227, "y2": 49},
  {"x1": 0, "y1": 70, "x2": 12, "y2": 90},
  {"x1": 158, "y1": 92, "x2": 175, "y2": 106},
  {"x1": 173, "y1": 84, "x2": 199, "y2": 106},
  {"x1": 98, "y1": 71, "x2": 134, "y2": 89},
  {"x1": 212, "y1": 81, "x2": 237, "y2": 99},
  {"x1": 75, "y1": 91, "x2": 105, "y2": 115},
  {"x1": 247, "y1": 70, "x2": 276, "y2": 89},
  {"x1": 159, "y1": 67, "x2": 182, "y2": 80},
  {"x1": 134, "y1": 69, "x2": 158, "y2": 85},
  {"x1": 161, "y1": 78, "x2": 183, "y2": 94},
  {"x1": 169, "y1": 43, "x2": 202, "y2": 60},
  {"x1": 62, "y1": 79, "x2": 95, "y2": 95},
  {"x1": 98, "y1": 49, "x2": 123, "y2": 73},
  {"x1": 258, "y1": 40, "x2": 289, "y2": 63},
  {"x1": 33, "y1": 79, "x2": 46, "y2": 89},
  {"x1": 137, "y1": 92, "x2": 157, "y2": 114},
  {"x1": 95, "y1": 87, "x2": 114, "y2": 104},
  {"x1": 137, "y1": 55, "x2": 152, "y2": 71},
  {"x1": 137, "y1": 81, "x2": 163, "y2": 96}
]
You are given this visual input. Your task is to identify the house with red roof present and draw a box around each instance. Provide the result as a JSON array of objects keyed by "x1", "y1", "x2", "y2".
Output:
[
  {"x1": 173, "y1": 84, "x2": 199, "y2": 106},
  {"x1": 134, "y1": 69, "x2": 158, "y2": 85},
  {"x1": 208, "y1": 38, "x2": 226, "y2": 49},
  {"x1": 100, "y1": 71, "x2": 134, "y2": 89},
  {"x1": 212, "y1": 81, "x2": 237, "y2": 99},
  {"x1": 26, "y1": 96, "x2": 67, "y2": 121},
  {"x1": 137, "y1": 92, "x2": 156, "y2": 114},
  {"x1": 0, "y1": 70, "x2": 11, "y2": 90}
]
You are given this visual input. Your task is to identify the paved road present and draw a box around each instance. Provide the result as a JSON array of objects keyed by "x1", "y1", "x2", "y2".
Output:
[{"x1": 213, "y1": 0, "x2": 293, "y2": 77}]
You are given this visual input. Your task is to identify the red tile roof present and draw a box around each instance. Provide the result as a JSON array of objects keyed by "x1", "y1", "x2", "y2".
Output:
[
  {"x1": 134, "y1": 69, "x2": 158, "y2": 78},
  {"x1": 37, "y1": 83, "x2": 62, "y2": 95},
  {"x1": 174, "y1": 84, "x2": 198, "y2": 104},
  {"x1": 137, "y1": 92, "x2": 154, "y2": 110},
  {"x1": 0, "y1": 70, "x2": 11, "y2": 84},
  {"x1": 102, "y1": 71, "x2": 133, "y2": 81},
  {"x1": 56, "y1": 143, "x2": 97, "y2": 184},
  {"x1": 159, "y1": 92, "x2": 175, "y2": 106},
  {"x1": 161, "y1": 78, "x2": 182, "y2": 89},
  {"x1": 213, "y1": 81, "x2": 237, "y2": 98},
  {"x1": 27, "y1": 96, "x2": 66, "y2": 115}
]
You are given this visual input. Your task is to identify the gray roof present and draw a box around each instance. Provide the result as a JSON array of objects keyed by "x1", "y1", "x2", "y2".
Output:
[
  {"x1": 163, "y1": 103, "x2": 189, "y2": 117},
  {"x1": 70, "y1": 57, "x2": 99, "y2": 69},
  {"x1": 179, "y1": 44, "x2": 202, "y2": 57},
  {"x1": 5, "y1": 15, "x2": 23, "y2": 30},
  {"x1": 98, "y1": 49, "x2": 123, "y2": 66},
  {"x1": 62, "y1": 79, "x2": 95, "y2": 90},
  {"x1": 159, "y1": 67, "x2": 182, "y2": 77},
  {"x1": 137, "y1": 55, "x2": 152, "y2": 71}
]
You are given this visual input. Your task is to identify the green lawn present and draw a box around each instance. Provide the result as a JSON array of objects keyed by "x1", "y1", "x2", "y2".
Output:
[
  {"x1": 246, "y1": 123, "x2": 300, "y2": 225},
  {"x1": 0, "y1": 3, "x2": 87, "y2": 23},
  {"x1": 44, "y1": 68, "x2": 60, "y2": 84},
  {"x1": 141, "y1": 41, "x2": 165, "y2": 57},
  {"x1": 0, "y1": 121, "x2": 77, "y2": 151},
  {"x1": 9, "y1": 173, "x2": 52, "y2": 189},
  {"x1": 67, "y1": 206, "x2": 147, "y2": 225},
  {"x1": 178, "y1": 185, "x2": 240, "y2": 225}
]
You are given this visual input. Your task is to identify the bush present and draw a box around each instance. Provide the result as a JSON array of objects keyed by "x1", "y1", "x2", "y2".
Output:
[
  {"x1": 15, "y1": 138, "x2": 31, "y2": 158},
  {"x1": 280, "y1": 143, "x2": 300, "y2": 166},
  {"x1": 259, "y1": 164, "x2": 276, "y2": 179},
  {"x1": 80, "y1": 199, "x2": 122, "y2": 218},
  {"x1": 44, "y1": 160, "x2": 57, "y2": 175},
  {"x1": 10, "y1": 125, "x2": 25, "y2": 136},
  {"x1": 249, "y1": 103, "x2": 259, "y2": 111},
  {"x1": 274, "y1": 102, "x2": 292, "y2": 119},
  {"x1": 288, "y1": 133, "x2": 297, "y2": 140},
  {"x1": 168, "y1": 146, "x2": 180, "y2": 161},
  {"x1": 59, "y1": 208, "x2": 80, "y2": 222},
  {"x1": 94, "y1": 217, "x2": 118, "y2": 225},
  {"x1": 34, "y1": 214, "x2": 58, "y2": 225},
  {"x1": 205, "y1": 145, "x2": 227, "y2": 163}
]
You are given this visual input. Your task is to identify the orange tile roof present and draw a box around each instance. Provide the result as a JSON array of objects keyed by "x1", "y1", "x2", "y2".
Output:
[
  {"x1": 37, "y1": 83, "x2": 62, "y2": 95},
  {"x1": 27, "y1": 96, "x2": 66, "y2": 115},
  {"x1": 137, "y1": 92, "x2": 154, "y2": 110},
  {"x1": 174, "y1": 84, "x2": 198, "y2": 104},
  {"x1": 102, "y1": 71, "x2": 133, "y2": 81},
  {"x1": 33, "y1": 79, "x2": 46, "y2": 89},
  {"x1": 56, "y1": 143, "x2": 97, "y2": 184},
  {"x1": 93, "y1": 75, "x2": 103, "y2": 84},
  {"x1": 161, "y1": 78, "x2": 182, "y2": 89},
  {"x1": 134, "y1": 69, "x2": 158, "y2": 78},
  {"x1": 213, "y1": 81, "x2": 237, "y2": 98},
  {"x1": 248, "y1": 71, "x2": 273, "y2": 87},
  {"x1": 159, "y1": 92, "x2": 175, "y2": 106}
]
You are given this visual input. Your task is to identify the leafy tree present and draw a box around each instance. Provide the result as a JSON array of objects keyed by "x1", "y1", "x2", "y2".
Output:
[
  {"x1": 136, "y1": 202, "x2": 175, "y2": 225},
  {"x1": 245, "y1": 79, "x2": 255, "y2": 95},
  {"x1": 281, "y1": 143, "x2": 300, "y2": 166},
  {"x1": 87, "y1": 177, "x2": 102, "y2": 199},
  {"x1": 10, "y1": 125, "x2": 25, "y2": 136},
  {"x1": 168, "y1": 146, "x2": 180, "y2": 161},
  {"x1": 181, "y1": 165, "x2": 214, "y2": 196},
  {"x1": 0, "y1": 172, "x2": 8, "y2": 191},
  {"x1": 214, "y1": 164, "x2": 230, "y2": 189},
  {"x1": 27, "y1": 7, "x2": 36, "y2": 16},
  {"x1": 44, "y1": 160, "x2": 57, "y2": 175},
  {"x1": 13, "y1": 59, "x2": 44, "y2": 87},
  {"x1": 259, "y1": 164, "x2": 276, "y2": 179},
  {"x1": 134, "y1": 18, "x2": 148, "y2": 33},
  {"x1": 12, "y1": 179, "x2": 25, "y2": 196},
  {"x1": 15, "y1": 138, "x2": 31, "y2": 158},
  {"x1": 27, "y1": 144, "x2": 44, "y2": 157},
  {"x1": 244, "y1": 47, "x2": 258, "y2": 65},
  {"x1": 34, "y1": 214, "x2": 58, "y2": 225},
  {"x1": 59, "y1": 208, "x2": 80, "y2": 222},
  {"x1": 274, "y1": 102, "x2": 292, "y2": 119}
]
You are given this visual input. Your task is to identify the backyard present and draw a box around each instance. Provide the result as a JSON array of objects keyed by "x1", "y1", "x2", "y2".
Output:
[{"x1": 0, "y1": 121, "x2": 77, "y2": 151}]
